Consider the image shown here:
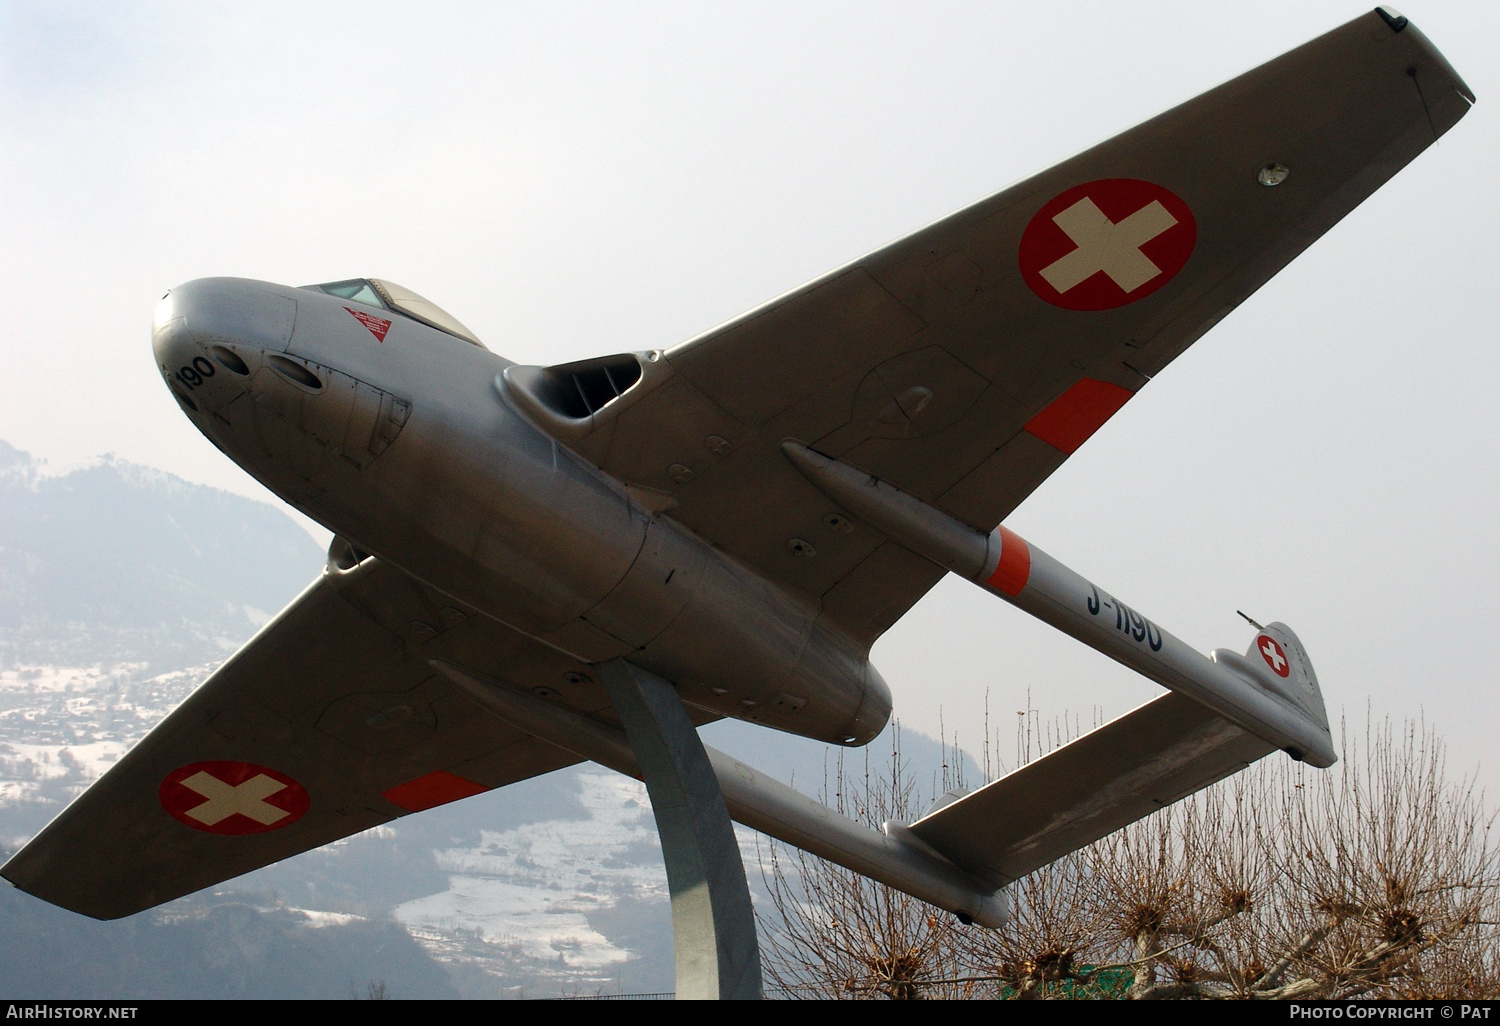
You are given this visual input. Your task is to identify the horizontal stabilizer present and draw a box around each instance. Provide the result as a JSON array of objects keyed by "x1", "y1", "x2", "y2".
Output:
[{"x1": 907, "y1": 693, "x2": 1276, "y2": 886}]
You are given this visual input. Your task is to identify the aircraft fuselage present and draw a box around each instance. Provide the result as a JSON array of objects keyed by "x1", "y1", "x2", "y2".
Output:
[{"x1": 151, "y1": 277, "x2": 891, "y2": 746}]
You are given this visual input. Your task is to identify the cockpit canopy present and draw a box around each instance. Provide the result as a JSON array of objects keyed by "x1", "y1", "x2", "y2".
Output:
[{"x1": 303, "y1": 279, "x2": 486, "y2": 349}]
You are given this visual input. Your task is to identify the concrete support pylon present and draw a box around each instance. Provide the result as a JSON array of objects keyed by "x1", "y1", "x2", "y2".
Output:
[{"x1": 596, "y1": 658, "x2": 763, "y2": 1000}]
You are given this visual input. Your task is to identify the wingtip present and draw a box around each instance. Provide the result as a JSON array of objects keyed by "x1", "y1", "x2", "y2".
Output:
[{"x1": 1375, "y1": 7, "x2": 1409, "y2": 34}]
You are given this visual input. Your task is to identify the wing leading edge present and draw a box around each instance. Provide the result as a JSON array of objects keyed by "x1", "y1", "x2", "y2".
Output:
[
  {"x1": 0, "y1": 557, "x2": 645, "y2": 920},
  {"x1": 511, "y1": 11, "x2": 1471, "y2": 646}
]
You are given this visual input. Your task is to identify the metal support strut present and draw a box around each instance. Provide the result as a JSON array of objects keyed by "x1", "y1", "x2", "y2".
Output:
[{"x1": 596, "y1": 659, "x2": 763, "y2": 1000}]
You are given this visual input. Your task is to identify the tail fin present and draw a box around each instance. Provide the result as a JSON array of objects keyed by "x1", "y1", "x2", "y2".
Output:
[{"x1": 1224, "y1": 623, "x2": 1330, "y2": 735}]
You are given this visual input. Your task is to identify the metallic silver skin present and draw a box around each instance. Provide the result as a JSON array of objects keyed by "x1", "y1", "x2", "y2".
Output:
[
  {"x1": 434, "y1": 659, "x2": 1010, "y2": 928},
  {"x1": 152, "y1": 278, "x2": 891, "y2": 747},
  {"x1": 783, "y1": 441, "x2": 1336, "y2": 766},
  {"x1": 101, "y1": 8, "x2": 1466, "y2": 935}
]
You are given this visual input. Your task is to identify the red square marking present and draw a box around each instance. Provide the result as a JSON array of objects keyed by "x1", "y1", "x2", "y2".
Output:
[
  {"x1": 1023, "y1": 378, "x2": 1134, "y2": 455},
  {"x1": 382, "y1": 770, "x2": 490, "y2": 812}
]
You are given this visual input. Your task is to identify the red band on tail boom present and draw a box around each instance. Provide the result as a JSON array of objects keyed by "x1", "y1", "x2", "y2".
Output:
[{"x1": 986, "y1": 526, "x2": 1032, "y2": 597}]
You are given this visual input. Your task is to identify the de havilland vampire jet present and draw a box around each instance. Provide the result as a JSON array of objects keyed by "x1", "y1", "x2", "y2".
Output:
[{"x1": 1, "y1": 6, "x2": 1473, "y2": 984}]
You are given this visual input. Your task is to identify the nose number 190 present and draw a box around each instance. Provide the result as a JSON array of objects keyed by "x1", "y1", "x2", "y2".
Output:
[{"x1": 167, "y1": 357, "x2": 216, "y2": 392}]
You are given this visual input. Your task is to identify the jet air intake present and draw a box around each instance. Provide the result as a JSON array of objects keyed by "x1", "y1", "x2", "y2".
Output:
[{"x1": 782, "y1": 441, "x2": 1336, "y2": 769}]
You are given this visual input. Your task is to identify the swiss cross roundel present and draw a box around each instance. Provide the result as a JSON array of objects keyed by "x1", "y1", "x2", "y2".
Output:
[
  {"x1": 160, "y1": 760, "x2": 310, "y2": 835},
  {"x1": 1019, "y1": 179, "x2": 1197, "y2": 311},
  {"x1": 1257, "y1": 635, "x2": 1291, "y2": 679}
]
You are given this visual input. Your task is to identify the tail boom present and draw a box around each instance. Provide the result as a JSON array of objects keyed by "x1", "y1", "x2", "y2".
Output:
[{"x1": 782, "y1": 441, "x2": 1335, "y2": 767}]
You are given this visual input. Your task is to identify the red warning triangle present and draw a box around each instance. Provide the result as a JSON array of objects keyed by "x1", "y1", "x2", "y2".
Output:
[{"x1": 345, "y1": 307, "x2": 392, "y2": 342}]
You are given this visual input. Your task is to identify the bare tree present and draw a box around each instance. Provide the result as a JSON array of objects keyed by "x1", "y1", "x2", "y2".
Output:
[
  {"x1": 759, "y1": 728, "x2": 968, "y2": 999},
  {"x1": 758, "y1": 713, "x2": 1500, "y2": 999}
]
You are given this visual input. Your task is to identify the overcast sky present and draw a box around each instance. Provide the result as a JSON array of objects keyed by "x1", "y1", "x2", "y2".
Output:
[{"x1": 3, "y1": 2, "x2": 1497, "y2": 790}]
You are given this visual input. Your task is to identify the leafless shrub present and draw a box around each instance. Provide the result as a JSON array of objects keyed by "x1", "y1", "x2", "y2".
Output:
[
  {"x1": 758, "y1": 712, "x2": 1500, "y2": 1000},
  {"x1": 759, "y1": 728, "x2": 968, "y2": 999}
]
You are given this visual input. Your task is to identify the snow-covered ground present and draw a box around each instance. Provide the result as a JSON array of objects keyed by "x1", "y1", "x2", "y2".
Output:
[
  {"x1": 395, "y1": 771, "x2": 666, "y2": 979},
  {"x1": 0, "y1": 662, "x2": 210, "y2": 820}
]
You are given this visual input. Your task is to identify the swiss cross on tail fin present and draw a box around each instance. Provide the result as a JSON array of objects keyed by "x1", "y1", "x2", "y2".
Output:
[
  {"x1": 1241, "y1": 623, "x2": 1329, "y2": 732},
  {"x1": 1257, "y1": 635, "x2": 1290, "y2": 677}
]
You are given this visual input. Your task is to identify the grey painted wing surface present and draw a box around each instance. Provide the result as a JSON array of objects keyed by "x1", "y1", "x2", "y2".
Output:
[
  {"x1": 0, "y1": 558, "x2": 627, "y2": 920},
  {"x1": 565, "y1": 12, "x2": 1471, "y2": 646},
  {"x1": 907, "y1": 692, "x2": 1276, "y2": 886}
]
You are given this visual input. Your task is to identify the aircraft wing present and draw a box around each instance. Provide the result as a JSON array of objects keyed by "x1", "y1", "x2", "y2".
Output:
[
  {"x1": 545, "y1": 11, "x2": 1471, "y2": 645},
  {"x1": 0, "y1": 557, "x2": 636, "y2": 920}
]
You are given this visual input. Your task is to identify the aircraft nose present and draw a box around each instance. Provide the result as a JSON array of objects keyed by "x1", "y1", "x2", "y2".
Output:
[
  {"x1": 152, "y1": 278, "x2": 299, "y2": 416},
  {"x1": 152, "y1": 277, "x2": 297, "y2": 370}
]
